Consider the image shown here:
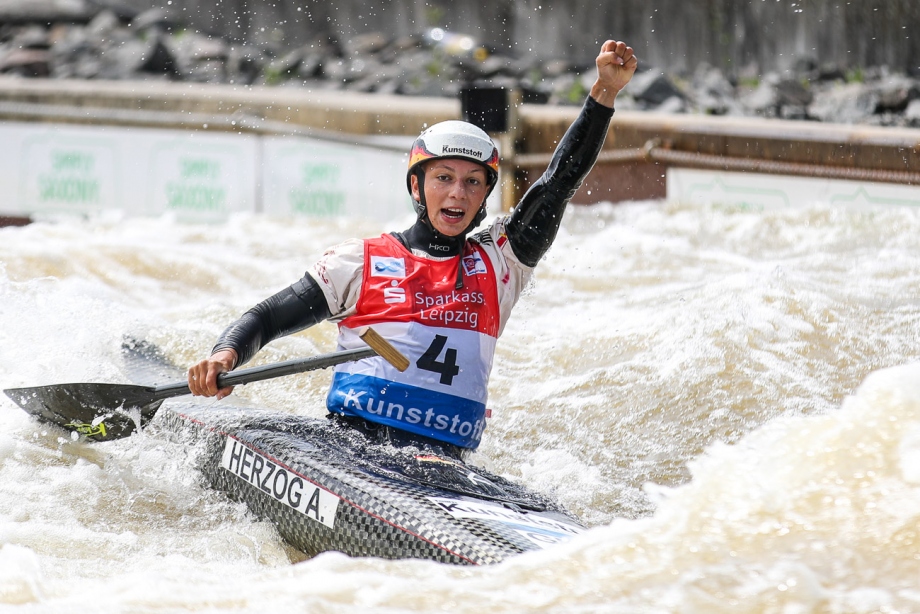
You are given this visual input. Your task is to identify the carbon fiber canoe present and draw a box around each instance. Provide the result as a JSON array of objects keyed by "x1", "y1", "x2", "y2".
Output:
[
  {"x1": 122, "y1": 339, "x2": 585, "y2": 565},
  {"x1": 155, "y1": 402, "x2": 586, "y2": 565}
]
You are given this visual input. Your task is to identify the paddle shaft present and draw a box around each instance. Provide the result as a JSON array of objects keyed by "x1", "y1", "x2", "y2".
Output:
[
  {"x1": 3, "y1": 328, "x2": 408, "y2": 442},
  {"x1": 150, "y1": 347, "x2": 378, "y2": 401}
]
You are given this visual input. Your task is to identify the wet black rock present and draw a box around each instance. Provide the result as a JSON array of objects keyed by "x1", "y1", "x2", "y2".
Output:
[
  {"x1": 630, "y1": 71, "x2": 685, "y2": 108},
  {"x1": 690, "y1": 64, "x2": 743, "y2": 116},
  {"x1": 0, "y1": 47, "x2": 51, "y2": 77},
  {"x1": 906, "y1": 100, "x2": 920, "y2": 127}
]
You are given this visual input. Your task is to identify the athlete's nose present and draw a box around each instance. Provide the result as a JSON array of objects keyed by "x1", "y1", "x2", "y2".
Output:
[{"x1": 448, "y1": 178, "x2": 471, "y2": 201}]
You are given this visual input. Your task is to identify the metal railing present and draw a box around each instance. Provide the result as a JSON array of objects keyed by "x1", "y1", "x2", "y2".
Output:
[
  {"x1": 514, "y1": 139, "x2": 920, "y2": 186},
  {"x1": 0, "y1": 101, "x2": 408, "y2": 154}
]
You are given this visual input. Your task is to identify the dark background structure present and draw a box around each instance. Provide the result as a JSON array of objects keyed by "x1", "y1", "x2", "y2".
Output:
[
  {"x1": 3, "y1": 0, "x2": 920, "y2": 74},
  {"x1": 2, "y1": 1, "x2": 920, "y2": 127},
  {"x1": 93, "y1": 0, "x2": 920, "y2": 74}
]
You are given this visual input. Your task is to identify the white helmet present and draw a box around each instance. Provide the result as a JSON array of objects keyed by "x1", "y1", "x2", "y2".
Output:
[{"x1": 406, "y1": 120, "x2": 500, "y2": 195}]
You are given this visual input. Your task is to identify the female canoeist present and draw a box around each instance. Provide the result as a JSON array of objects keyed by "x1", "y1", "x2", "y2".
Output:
[{"x1": 187, "y1": 39, "x2": 638, "y2": 460}]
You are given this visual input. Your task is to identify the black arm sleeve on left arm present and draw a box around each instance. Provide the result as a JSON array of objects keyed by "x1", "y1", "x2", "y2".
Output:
[
  {"x1": 211, "y1": 273, "x2": 332, "y2": 367},
  {"x1": 505, "y1": 96, "x2": 614, "y2": 267}
]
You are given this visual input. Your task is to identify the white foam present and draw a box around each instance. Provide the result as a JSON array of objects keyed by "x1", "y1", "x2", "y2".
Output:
[{"x1": 2, "y1": 199, "x2": 920, "y2": 611}]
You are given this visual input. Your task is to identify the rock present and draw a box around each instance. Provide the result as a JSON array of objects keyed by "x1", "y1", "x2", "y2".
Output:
[
  {"x1": 815, "y1": 63, "x2": 847, "y2": 82},
  {"x1": 109, "y1": 37, "x2": 153, "y2": 77},
  {"x1": 691, "y1": 64, "x2": 741, "y2": 115},
  {"x1": 49, "y1": 23, "x2": 89, "y2": 53},
  {"x1": 387, "y1": 49, "x2": 429, "y2": 73},
  {"x1": 347, "y1": 61, "x2": 402, "y2": 92},
  {"x1": 142, "y1": 37, "x2": 177, "y2": 74},
  {"x1": 737, "y1": 73, "x2": 812, "y2": 118},
  {"x1": 85, "y1": 9, "x2": 121, "y2": 39},
  {"x1": 109, "y1": 36, "x2": 176, "y2": 77},
  {"x1": 654, "y1": 95, "x2": 686, "y2": 114},
  {"x1": 905, "y1": 99, "x2": 920, "y2": 126},
  {"x1": 266, "y1": 47, "x2": 304, "y2": 80},
  {"x1": 130, "y1": 8, "x2": 173, "y2": 32},
  {"x1": 630, "y1": 71, "x2": 685, "y2": 107},
  {"x1": 229, "y1": 44, "x2": 266, "y2": 84},
  {"x1": 808, "y1": 82, "x2": 878, "y2": 124},
  {"x1": 190, "y1": 36, "x2": 229, "y2": 62},
  {"x1": 0, "y1": 47, "x2": 51, "y2": 76},
  {"x1": 775, "y1": 78, "x2": 813, "y2": 107},
  {"x1": 740, "y1": 77, "x2": 779, "y2": 115},
  {"x1": 11, "y1": 25, "x2": 50, "y2": 49},
  {"x1": 72, "y1": 54, "x2": 102, "y2": 78},
  {"x1": 187, "y1": 59, "x2": 226, "y2": 83},
  {"x1": 872, "y1": 74, "x2": 920, "y2": 113},
  {"x1": 320, "y1": 56, "x2": 347, "y2": 83},
  {"x1": 392, "y1": 34, "x2": 424, "y2": 50},
  {"x1": 296, "y1": 51, "x2": 323, "y2": 79},
  {"x1": 343, "y1": 56, "x2": 373, "y2": 82},
  {"x1": 163, "y1": 31, "x2": 228, "y2": 81}
]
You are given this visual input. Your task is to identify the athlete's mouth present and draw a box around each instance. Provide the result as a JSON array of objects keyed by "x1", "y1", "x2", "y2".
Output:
[{"x1": 441, "y1": 207, "x2": 466, "y2": 220}]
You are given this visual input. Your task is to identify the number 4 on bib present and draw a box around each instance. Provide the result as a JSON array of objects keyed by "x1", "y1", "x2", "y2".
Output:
[{"x1": 416, "y1": 335, "x2": 460, "y2": 385}]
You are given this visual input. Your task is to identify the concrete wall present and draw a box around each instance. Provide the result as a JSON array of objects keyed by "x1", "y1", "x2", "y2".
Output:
[{"x1": 113, "y1": 0, "x2": 920, "y2": 75}]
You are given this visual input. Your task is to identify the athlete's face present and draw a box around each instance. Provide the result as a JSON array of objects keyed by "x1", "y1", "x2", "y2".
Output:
[{"x1": 411, "y1": 159, "x2": 489, "y2": 236}]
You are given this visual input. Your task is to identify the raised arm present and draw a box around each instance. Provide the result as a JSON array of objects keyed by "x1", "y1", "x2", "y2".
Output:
[{"x1": 505, "y1": 40, "x2": 637, "y2": 267}]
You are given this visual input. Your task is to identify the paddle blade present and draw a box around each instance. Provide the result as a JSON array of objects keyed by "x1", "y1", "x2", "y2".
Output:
[{"x1": 4, "y1": 383, "x2": 163, "y2": 442}]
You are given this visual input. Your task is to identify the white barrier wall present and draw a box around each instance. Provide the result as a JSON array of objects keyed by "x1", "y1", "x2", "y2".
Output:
[
  {"x1": 668, "y1": 168, "x2": 920, "y2": 210},
  {"x1": 0, "y1": 121, "x2": 422, "y2": 223},
  {"x1": 0, "y1": 122, "x2": 259, "y2": 222},
  {"x1": 261, "y1": 136, "x2": 410, "y2": 220}
]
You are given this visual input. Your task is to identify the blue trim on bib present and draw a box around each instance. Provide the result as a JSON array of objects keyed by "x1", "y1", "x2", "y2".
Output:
[{"x1": 327, "y1": 372, "x2": 487, "y2": 449}]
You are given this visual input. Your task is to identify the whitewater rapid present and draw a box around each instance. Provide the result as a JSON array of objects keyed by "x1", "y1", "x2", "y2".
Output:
[{"x1": 1, "y1": 199, "x2": 919, "y2": 612}]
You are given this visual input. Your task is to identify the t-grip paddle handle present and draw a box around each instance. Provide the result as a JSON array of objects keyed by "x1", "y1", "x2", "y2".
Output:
[{"x1": 359, "y1": 327, "x2": 410, "y2": 372}]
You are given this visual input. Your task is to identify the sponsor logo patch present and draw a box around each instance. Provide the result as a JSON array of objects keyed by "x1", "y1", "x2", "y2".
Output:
[
  {"x1": 461, "y1": 252, "x2": 488, "y2": 276},
  {"x1": 383, "y1": 282, "x2": 406, "y2": 304},
  {"x1": 65, "y1": 420, "x2": 107, "y2": 438},
  {"x1": 221, "y1": 437, "x2": 340, "y2": 529},
  {"x1": 427, "y1": 496, "x2": 583, "y2": 549},
  {"x1": 371, "y1": 256, "x2": 406, "y2": 278},
  {"x1": 441, "y1": 145, "x2": 483, "y2": 158}
]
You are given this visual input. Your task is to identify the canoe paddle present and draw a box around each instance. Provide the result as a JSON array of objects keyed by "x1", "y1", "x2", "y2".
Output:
[{"x1": 3, "y1": 327, "x2": 409, "y2": 443}]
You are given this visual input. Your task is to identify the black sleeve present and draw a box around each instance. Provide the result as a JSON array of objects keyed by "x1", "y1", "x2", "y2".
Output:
[
  {"x1": 504, "y1": 96, "x2": 614, "y2": 267},
  {"x1": 211, "y1": 273, "x2": 332, "y2": 367}
]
